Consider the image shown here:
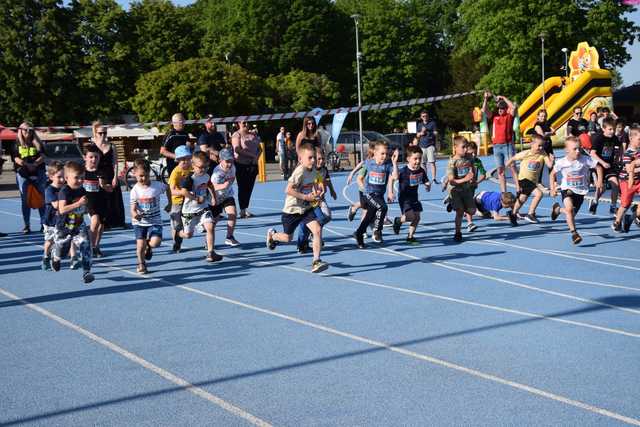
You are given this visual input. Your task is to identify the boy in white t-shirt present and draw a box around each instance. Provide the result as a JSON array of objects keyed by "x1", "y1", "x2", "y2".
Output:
[
  {"x1": 550, "y1": 136, "x2": 602, "y2": 244},
  {"x1": 130, "y1": 159, "x2": 166, "y2": 274},
  {"x1": 211, "y1": 148, "x2": 240, "y2": 246}
]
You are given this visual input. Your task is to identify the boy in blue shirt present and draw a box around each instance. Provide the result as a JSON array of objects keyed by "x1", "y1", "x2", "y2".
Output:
[
  {"x1": 354, "y1": 141, "x2": 398, "y2": 248},
  {"x1": 392, "y1": 145, "x2": 430, "y2": 243},
  {"x1": 474, "y1": 191, "x2": 516, "y2": 222},
  {"x1": 42, "y1": 161, "x2": 65, "y2": 270}
]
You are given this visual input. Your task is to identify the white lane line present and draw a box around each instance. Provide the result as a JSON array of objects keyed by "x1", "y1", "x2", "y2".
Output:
[
  {"x1": 541, "y1": 249, "x2": 640, "y2": 263},
  {"x1": 233, "y1": 229, "x2": 640, "y2": 338},
  {"x1": 75, "y1": 260, "x2": 640, "y2": 426},
  {"x1": 0, "y1": 287, "x2": 272, "y2": 427}
]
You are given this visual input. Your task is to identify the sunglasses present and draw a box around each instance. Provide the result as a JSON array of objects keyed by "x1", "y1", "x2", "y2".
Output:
[{"x1": 97, "y1": 132, "x2": 106, "y2": 135}]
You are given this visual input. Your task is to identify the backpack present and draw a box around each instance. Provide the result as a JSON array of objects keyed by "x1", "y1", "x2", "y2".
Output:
[{"x1": 26, "y1": 181, "x2": 44, "y2": 209}]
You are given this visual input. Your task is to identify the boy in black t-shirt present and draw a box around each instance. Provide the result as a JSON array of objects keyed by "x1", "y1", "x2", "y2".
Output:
[
  {"x1": 83, "y1": 145, "x2": 110, "y2": 258},
  {"x1": 589, "y1": 117, "x2": 622, "y2": 215},
  {"x1": 392, "y1": 145, "x2": 431, "y2": 243},
  {"x1": 52, "y1": 161, "x2": 94, "y2": 284},
  {"x1": 42, "y1": 161, "x2": 65, "y2": 270}
]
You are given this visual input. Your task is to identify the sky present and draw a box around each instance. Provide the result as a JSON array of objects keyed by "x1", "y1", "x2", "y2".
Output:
[{"x1": 116, "y1": 1, "x2": 638, "y2": 86}]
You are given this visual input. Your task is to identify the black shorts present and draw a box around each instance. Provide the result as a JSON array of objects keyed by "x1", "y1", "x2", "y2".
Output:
[
  {"x1": 281, "y1": 210, "x2": 316, "y2": 235},
  {"x1": 560, "y1": 190, "x2": 585, "y2": 212},
  {"x1": 210, "y1": 197, "x2": 236, "y2": 217},
  {"x1": 86, "y1": 192, "x2": 107, "y2": 220},
  {"x1": 518, "y1": 179, "x2": 538, "y2": 197},
  {"x1": 399, "y1": 198, "x2": 422, "y2": 214},
  {"x1": 359, "y1": 191, "x2": 367, "y2": 207}
]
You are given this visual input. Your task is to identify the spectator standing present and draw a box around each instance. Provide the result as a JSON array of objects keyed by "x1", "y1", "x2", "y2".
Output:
[
  {"x1": 231, "y1": 121, "x2": 262, "y2": 218},
  {"x1": 13, "y1": 122, "x2": 46, "y2": 233},
  {"x1": 92, "y1": 122, "x2": 126, "y2": 228},
  {"x1": 296, "y1": 117, "x2": 322, "y2": 153},
  {"x1": 277, "y1": 126, "x2": 288, "y2": 179},
  {"x1": 416, "y1": 111, "x2": 439, "y2": 183},
  {"x1": 482, "y1": 92, "x2": 518, "y2": 193},
  {"x1": 286, "y1": 131, "x2": 296, "y2": 173},
  {"x1": 566, "y1": 107, "x2": 589, "y2": 137},
  {"x1": 198, "y1": 114, "x2": 226, "y2": 175},
  {"x1": 588, "y1": 111, "x2": 602, "y2": 135}
]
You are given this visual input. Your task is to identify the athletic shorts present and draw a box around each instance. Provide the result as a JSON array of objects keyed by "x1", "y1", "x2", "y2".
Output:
[
  {"x1": 560, "y1": 189, "x2": 585, "y2": 212},
  {"x1": 620, "y1": 181, "x2": 640, "y2": 208},
  {"x1": 518, "y1": 179, "x2": 537, "y2": 197},
  {"x1": 210, "y1": 197, "x2": 236, "y2": 217},
  {"x1": 450, "y1": 188, "x2": 476, "y2": 213},
  {"x1": 399, "y1": 197, "x2": 423, "y2": 214},
  {"x1": 182, "y1": 209, "x2": 215, "y2": 235},
  {"x1": 170, "y1": 203, "x2": 183, "y2": 231},
  {"x1": 86, "y1": 193, "x2": 107, "y2": 221},
  {"x1": 599, "y1": 164, "x2": 620, "y2": 180},
  {"x1": 421, "y1": 145, "x2": 436, "y2": 164},
  {"x1": 281, "y1": 210, "x2": 316, "y2": 235},
  {"x1": 134, "y1": 224, "x2": 163, "y2": 240},
  {"x1": 43, "y1": 224, "x2": 57, "y2": 242}
]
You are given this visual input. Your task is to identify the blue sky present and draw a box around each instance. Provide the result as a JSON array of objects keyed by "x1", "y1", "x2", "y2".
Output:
[{"x1": 117, "y1": 1, "x2": 638, "y2": 86}]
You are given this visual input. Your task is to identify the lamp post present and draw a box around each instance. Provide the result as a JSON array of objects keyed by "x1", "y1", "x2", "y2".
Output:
[
  {"x1": 540, "y1": 32, "x2": 547, "y2": 106},
  {"x1": 561, "y1": 47, "x2": 569, "y2": 78},
  {"x1": 351, "y1": 14, "x2": 364, "y2": 162}
]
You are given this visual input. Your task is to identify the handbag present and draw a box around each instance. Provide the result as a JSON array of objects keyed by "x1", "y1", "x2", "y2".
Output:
[{"x1": 26, "y1": 181, "x2": 44, "y2": 209}]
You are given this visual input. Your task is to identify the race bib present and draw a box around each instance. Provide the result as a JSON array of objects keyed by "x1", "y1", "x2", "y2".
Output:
[
  {"x1": 566, "y1": 174, "x2": 583, "y2": 188},
  {"x1": 83, "y1": 179, "x2": 100, "y2": 193},
  {"x1": 456, "y1": 167, "x2": 470, "y2": 177},
  {"x1": 137, "y1": 197, "x2": 158, "y2": 215},
  {"x1": 527, "y1": 160, "x2": 541, "y2": 172},
  {"x1": 195, "y1": 183, "x2": 208, "y2": 198},
  {"x1": 602, "y1": 146, "x2": 613, "y2": 159},
  {"x1": 409, "y1": 172, "x2": 422, "y2": 187},
  {"x1": 368, "y1": 171, "x2": 386, "y2": 185}
]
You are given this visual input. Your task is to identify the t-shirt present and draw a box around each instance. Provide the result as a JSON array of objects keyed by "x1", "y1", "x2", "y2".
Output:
[
  {"x1": 567, "y1": 118, "x2": 589, "y2": 137},
  {"x1": 44, "y1": 185, "x2": 61, "y2": 227},
  {"x1": 473, "y1": 158, "x2": 486, "y2": 178},
  {"x1": 591, "y1": 133, "x2": 621, "y2": 164},
  {"x1": 416, "y1": 120, "x2": 437, "y2": 148},
  {"x1": 398, "y1": 165, "x2": 428, "y2": 203},
  {"x1": 168, "y1": 165, "x2": 193, "y2": 205},
  {"x1": 283, "y1": 164, "x2": 317, "y2": 215},
  {"x1": 492, "y1": 113, "x2": 514, "y2": 145},
  {"x1": 447, "y1": 155, "x2": 474, "y2": 192},
  {"x1": 277, "y1": 132, "x2": 287, "y2": 154},
  {"x1": 198, "y1": 131, "x2": 225, "y2": 153},
  {"x1": 163, "y1": 129, "x2": 190, "y2": 171},
  {"x1": 517, "y1": 150, "x2": 548, "y2": 182},
  {"x1": 588, "y1": 120, "x2": 601, "y2": 134},
  {"x1": 182, "y1": 172, "x2": 211, "y2": 214},
  {"x1": 211, "y1": 164, "x2": 236, "y2": 201},
  {"x1": 553, "y1": 155, "x2": 597, "y2": 195},
  {"x1": 130, "y1": 181, "x2": 166, "y2": 226},
  {"x1": 360, "y1": 159, "x2": 393, "y2": 195},
  {"x1": 479, "y1": 191, "x2": 503, "y2": 214},
  {"x1": 618, "y1": 148, "x2": 640, "y2": 182},
  {"x1": 56, "y1": 186, "x2": 87, "y2": 231}
]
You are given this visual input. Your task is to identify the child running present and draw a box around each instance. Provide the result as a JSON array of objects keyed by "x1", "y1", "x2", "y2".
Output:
[
  {"x1": 354, "y1": 140, "x2": 398, "y2": 247},
  {"x1": 447, "y1": 136, "x2": 477, "y2": 242},
  {"x1": 42, "y1": 161, "x2": 65, "y2": 270},
  {"x1": 51, "y1": 161, "x2": 94, "y2": 284},
  {"x1": 549, "y1": 136, "x2": 600, "y2": 244},
  {"x1": 612, "y1": 126, "x2": 640, "y2": 232},
  {"x1": 589, "y1": 117, "x2": 622, "y2": 214},
  {"x1": 346, "y1": 142, "x2": 375, "y2": 223},
  {"x1": 83, "y1": 145, "x2": 109, "y2": 258},
  {"x1": 168, "y1": 145, "x2": 192, "y2": 253},
  {"x1": 129, "y1": 159, "x2": 167, "y2": 274},
  {"x1": 210, "y1": 148, "x2": 240, "y2": 246},
  {"x1": 505, "y1": 134, "x2": 553, "y2": 224},
  {"x1": 266, "y1": 142, "x2": 329, "y2": 273},
  {"x1": 392, "y1": 145, "x2": 430, "y2": 243}
]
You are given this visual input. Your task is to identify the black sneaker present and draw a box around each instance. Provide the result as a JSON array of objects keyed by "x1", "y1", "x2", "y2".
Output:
[
  {"x1": 83, "y1": 271, "x2": 95, "y2": 284},
  {"x1": 525, "y1": 213, "x2": 539, "y2": 224},
  {"x1": 206, "y1": 251, "x2": 223, "y2": 262},
  {"x1": 144, "y1": 243, "x2": 153, "y2": 261},
  {"x1": 372, "y1": 232, "x2": 383, "y2": 243},
  {"x1": 354, "y1": 232, "x2": 365, "y2": 249},
  {"x1": 446, "y1": 202, "x2": 453, "y2": 213},
  {"x1": 623, "y1": 214, "x2": 633, "y2": 233},
  {"x1": 406, "y1": 236, "x2": 419, "y2": 245},
  {"x1": 551, "y1": 203, "x2": 561, "y2": 221},
  {"x1": 508, "y1": 210, "x2": 518, "y2": 227},
  {"x1": 467, "y1": 222, "x2": 478, "y2": 232},
  {"x1": 51, "y1": 258, "x2": 61, "y2": 272},
  {"x1": 589, "y1": 199, "x2": 598, "y2": 215},
  {"x1": 41, "y1": 257, "x2": 51, "y2": 271},
  {"x1": 571, "y1": 231, "x2": 582, "y2": 245},
  {"x1": 266, "y1": 228, "x2": 277, "y2": 250},
  {"x1": 172, "y1": 234, "x2": 183, "y2": 253},
  {"x1": 611, "y1": 222, "x2": 623, "y2": 233},
  {"x1": 392, "y1": 217, "x2": 401, "y2": 235},
  {"x1": 92, "y1": 247, "x2": 104, "y2": 258},
  {"x1": 22, "y1": 226, "x2": 31, "y2": 234},
  {"x1": 311, "y1": 259, "x2": 329, "y2": 273},
  {"x1": 453, "y1": 231, "x2": 463, "y2": 242},
  {"x1": 70, "y1": 256, "x2": 81, "y2": 270},
  {"x1": 297, "y1": 241, "x2": 310, "y2": 254},
  {"x1": 609, "y1": 205, "x2": 617, "y2": 215},
  {"x1": 347, "y1": 206, "x2": 357, "y2": 222}
]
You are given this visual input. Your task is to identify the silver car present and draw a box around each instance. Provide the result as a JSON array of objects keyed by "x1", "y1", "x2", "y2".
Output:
[{"x1": 42, "y1": 141, "x2": 84, "y2": 166}]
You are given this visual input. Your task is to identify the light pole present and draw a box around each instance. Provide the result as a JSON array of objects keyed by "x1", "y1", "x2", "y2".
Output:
[
  {"x1": 561, "y1": 47, "x2": 569, "y2": 79},
  {"x1": 540, "y1": 32, "x2": 546, "y2": 106},
  {"x1": 351, "y1": 14, "x2": 364, "y2": 162}
]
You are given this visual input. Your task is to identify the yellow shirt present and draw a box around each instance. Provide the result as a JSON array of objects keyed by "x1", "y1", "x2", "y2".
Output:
[
  {"x1": 517, "y1": 150, "x2": 548, "y2": 182},
  {"x1": 168, "y1": 165, "x2": 193, "y2": 205}
]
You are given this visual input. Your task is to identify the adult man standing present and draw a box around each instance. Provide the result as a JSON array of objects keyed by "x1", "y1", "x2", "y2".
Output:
[
  {"x1": 276, "y1": 126, "x2": 288, "y2": 178},
  {"x1": 482, "y1": 92, "x2": 518, "y2": 193},
  {"x1": 198, "y1": 114, "x2": 226, "y2": 175},
  {"x1": 416, "y1": 111, "x2": 438, "y2": 183}
]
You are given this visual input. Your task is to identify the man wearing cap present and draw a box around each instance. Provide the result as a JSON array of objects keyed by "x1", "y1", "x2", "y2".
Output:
[
  {"x1": 199, "y1": 114, "x2": 226, "y2": 176},
  {"x1": 482, "y1": 92, "x2": 518, "y2": 193}
]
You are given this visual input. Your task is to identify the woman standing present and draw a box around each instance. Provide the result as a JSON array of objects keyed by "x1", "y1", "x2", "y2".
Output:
[
  {"x1": 91, "y1": 122, "x2": 126, "y2": 229},
  {"x1": 231, "y1": 121, "x2": 262, "y2": 218},
  {"x1": 13, "y1": 122, "x2": 46, "y2": 233},
  {"x1": 295, "y1": 117, "x2": 322, "y2": 154},
  {"x1": 588, "y1": 112, "x2": 601, "y2": 136}
]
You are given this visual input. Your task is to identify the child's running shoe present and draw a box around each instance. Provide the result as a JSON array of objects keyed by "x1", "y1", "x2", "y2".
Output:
[
  {"x1": 144, "y1": 243, "x2": 153, "y2": 260},
  {"x1": 92, "y1": 247, "x2": 104, "y2": 258},
  {"x1": 453, "y1": 231, "x2": 463, "y2": 242},
  {"x1": 353, "y1": 232, "x2": 365, "y2": 249},
  {"x1": 297, "y1": 241, "x2": 310, "y2": 254},
  {"x1": 467, "y1": 222, "x2": 478, "y2": 232},
  {"x1": 571, "y1": 230, "x2": 582, "y2": 244},
  {"x1": 525, "y1": 213, "x2": 539, "y2": 224},
  {"x1": 311, "y1": 259, "x2": 329, "y2": 273},
  {"x1": 508, "y1": 210, "x2": 518, "y2": 227},
  {"x1": 516, "y1": 212, "x2": 527, "y2": 220},
  {"x1": 347, "y1": 206, "x2": 357, "y2": 222},
  {"x1": 41, "y1": 257, "x2": 51, "y2": 271},
  {"x1": 70, "y1": 255, "x2": 81, "y2": 270},
  {"x1": 206, "y1": 251, "x2": 223, "y2": 262},
  {"x1": 623, "y1": 214, "x2": 633, "y2": 233},
  {"x1": 406, "y1": 236, "x2": 419, "y2": 245},
  {"x1": 609, "y1": 205, "x2": 617, "y2": 215},
  {"x1": 83, "y1": 271, "x2": 95, "y2": 284},
  {"x1": 611, "y1": 221, "x2": 623, "y2": 233},
  {"x1": 137, "y1": 263, "x2": 148, "y2": 274},
  {"x1": 51, "y1": 258, "x2": 61, "y2": 272},
  {"x1": 266, "y1": 228, "x2": 277, "y2": 250},
  {"x1": 392, "y1": 217, "x2": 401, "y2": 235},
  {"x1": 172, "y1": 235, "x2": 183, "y2": 253},
  {"x1": 440, "y1": 180, "x2": 447, "y2": 192},
  {"x1": 225, "y1": 236, "x2": 240, "y2": 247},
  {"x1": 551, "y1": 203, "x2": 561, "y2": 221},
  {"x1": 372, "y1": 231, "x2": 383, "y2": 243},
  {"x1": 383, "y1": 217, "x2": 393, "y2": 227},
  {"x1": 589, "y1": 199, "x2": 598, "y2": 214}
]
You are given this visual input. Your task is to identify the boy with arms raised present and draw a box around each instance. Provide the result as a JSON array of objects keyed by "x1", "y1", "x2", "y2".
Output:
[
  {"x1": 550, "y1": 136, "x2": 600, "y2": 244},
  {"x1": 589, "y1": 117, "x2": 622, "y2": 214},
  {"x1": 612, "y1": 126, "x2": 640, "y2": 232},
  {"x1": 130, "y1": 159, "x2": 166, "y2": 274},
  {"x1": 392, "y1": 145, "x2": 430, "y2": 243},
  {"x1": 266, "y1": 143, "x2": 328, "y2": 273},
  {"x1": 505, "y1": 134, "x2": 553, "y2": 224},
  {"x1": 447, "y1": 136, "x2": 476, "y2": 242},
  {"x1": 211, "y1": 148, "x2": 240, "y2": 246},
  {"x1": 42, "y1": 161, "x2": 65, "y2": 270}
]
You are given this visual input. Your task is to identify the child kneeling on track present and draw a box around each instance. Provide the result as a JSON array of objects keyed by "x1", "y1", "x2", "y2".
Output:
[
  {"x1": 549, "y1": 136, "x2": 600, "y2": 244},
  {"x1": 296, "y1": 147, "x2": 337, "y2": 253},
  {"x1": 168, "y1": 145, "x2": 192, "y2": 253},
  {"x1": 42, "y1": 161, "x2": 66, "y2": 270},
  {"x1": 353, "y1": 140, "x2": 398, "y2": 248},
  {"x1": 51, "y1": 161, "x2": 94, "y2": 284},
  {"x1": 130, "y1": 159, "x2": 166, "y2": 274},
  {"x1": 589, "y1": 117, "x2": 622, "y2": 215},
  {"x1": 83, "y1": 144, "x2": 109, "y2": 258},
  {"x1": 392, "y1": 145, "x2": 430, "y2": 243},
  {"x1": 447, "y1": 136, "x2": 476, "y2": 242},
  {"x1": 473, "y1": 191, "x2": 516, "y2": 222},
  {"x1": 211, "y1": 148, "x2": 240, "y2": 247},
  {"x1": 505, "y1": 134, "x2": 553, "y2": 225},
  {"x1": 612, "y1": 126, "x2": 640, "y2": 233},
  {"x1": 180, "y1": 151, "x2": 223, "y2": 263},
  {"x1": 266, "y1": 142, "x2": 329, "y2": 273}
]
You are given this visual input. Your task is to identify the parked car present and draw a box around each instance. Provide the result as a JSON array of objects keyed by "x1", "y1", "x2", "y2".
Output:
[
  {"x1": 42, "y1": 141, "x2": 84, "y2": 166},
  {"x1": 385, "y1": 133, "x2": 415, "y2": 159},
  {"x1": 334, "y1": 131, "x2": 400, "y2": 158}
]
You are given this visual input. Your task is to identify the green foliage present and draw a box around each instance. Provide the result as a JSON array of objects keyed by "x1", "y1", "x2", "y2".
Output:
[{"x1": 265, "y1": 70, "x2": 340, "y2": 112}]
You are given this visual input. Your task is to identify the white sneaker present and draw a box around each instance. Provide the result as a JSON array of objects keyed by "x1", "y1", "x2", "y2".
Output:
[{"x1": 225, "y1": 236, "x2": 240, "y2": 247}]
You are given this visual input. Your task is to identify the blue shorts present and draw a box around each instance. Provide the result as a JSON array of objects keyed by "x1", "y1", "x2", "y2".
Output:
[
  {"x1": 493, "y1": 143, "x2": 515, "y2": 168},
  {"x1": 134, "y1": 224, "x2": 163, "y2": 240}
]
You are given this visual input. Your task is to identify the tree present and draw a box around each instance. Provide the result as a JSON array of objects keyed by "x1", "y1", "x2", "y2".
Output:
[
  {"x1": 130, "y1": 58, "x2": 264, "y2": 122},
  {"x1": 265, "y1": 70, "x2": 341, "y2": 112}
]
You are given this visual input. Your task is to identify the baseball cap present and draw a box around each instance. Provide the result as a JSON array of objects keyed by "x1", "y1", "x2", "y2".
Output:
[
  {"x1": 205, "y1": 114, "x2": 214, "y2": 122},
  {"x1": 219, "y1": 148, "x2": 234, "y2": 161},
  {"x1": 174, "y1": 145, "x2": 192, "y2": 159}
]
